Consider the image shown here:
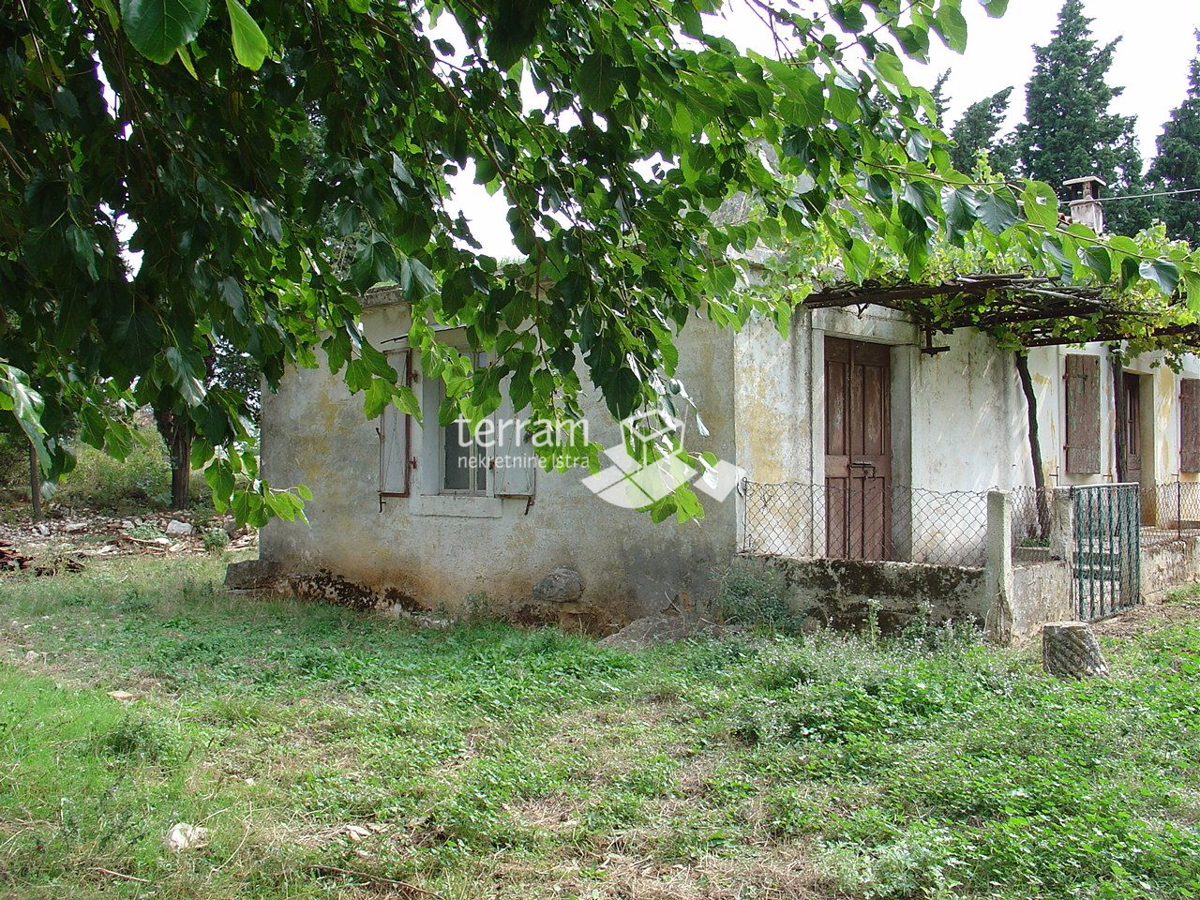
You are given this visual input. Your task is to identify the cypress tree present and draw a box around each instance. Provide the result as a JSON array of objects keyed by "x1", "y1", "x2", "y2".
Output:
[
  {"x1": 1148, "y1": 33, "x2": 1200, "y2": 244},
  {"x1": 1015, "y1": 0, "x2": 1148, "y2": 235},
  {"x1": 930, "y1": 70, "x2": 952, "y2": 125},
  {"x1": 949, "y1": 87, "x2": 1017, "y2": 176}
]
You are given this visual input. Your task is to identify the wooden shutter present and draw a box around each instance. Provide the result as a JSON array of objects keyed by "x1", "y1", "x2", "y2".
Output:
[
  {"x1": 1182, "y1": 379, "x2": 1200, "y2": 473},
  {"x1": 1064, "y1": 354, "x2": 1101, "y2": 474},
  {"x1": 379, "y1": 351, "x2": 413, "y2": 496}
]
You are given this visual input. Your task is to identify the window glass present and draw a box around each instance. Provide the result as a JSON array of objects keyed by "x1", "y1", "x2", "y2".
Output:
[
  {"x1": 439, "y1": 351, "x2": 489, "y2": 494},
  {"x1": 443, "y1": 420, "x2": 478, "y2": 491}
]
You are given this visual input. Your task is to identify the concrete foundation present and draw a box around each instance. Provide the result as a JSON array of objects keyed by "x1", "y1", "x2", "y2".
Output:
[
  {"x1": 746, "y1": 554, "x2": 989, "y2": 634},
  {"x1": 1142, "y1": 536, "x2": 1200, "y2": 600}
]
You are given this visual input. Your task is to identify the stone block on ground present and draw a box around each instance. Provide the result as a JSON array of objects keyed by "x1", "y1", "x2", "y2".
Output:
[
  {"x1": 598, "y1": 613, "x2": 723, "y2": 650},
  {"x1": 1042, "y1": 620, "x2": 1109, "y2": 677},
  {"x1": 224, "y1": 558, "x2": 281, "y2": 591}
]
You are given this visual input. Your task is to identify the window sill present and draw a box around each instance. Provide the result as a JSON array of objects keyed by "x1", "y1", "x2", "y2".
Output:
[{"x1": 412, "y1": 494, "x2": 504, "y2": 518}]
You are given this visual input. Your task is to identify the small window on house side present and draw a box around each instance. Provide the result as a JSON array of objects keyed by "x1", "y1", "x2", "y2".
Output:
[
  {"x1": 439, "y1": 351, "x2": 490, "y2": 495},
  {"x1": 380, "y1": 350, "x2": 413, "y2": 496},
  {"x1": 1064, "y1": 354, "x2": 1101, "y2": 474},
  {"x1": 1182, "y1": 379, "x2": 1200, "y2": 473}
]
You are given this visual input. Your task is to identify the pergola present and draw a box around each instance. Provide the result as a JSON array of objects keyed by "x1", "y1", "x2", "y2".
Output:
[{"x1": 800, "y1": 274, "x2": 1200, "y2": 352}]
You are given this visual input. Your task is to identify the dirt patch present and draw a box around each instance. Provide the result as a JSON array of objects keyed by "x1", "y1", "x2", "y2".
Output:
[
  {"x1": 533, "y1": 846, "x2": 839, "y2": 900},
  {"x1": 504, "y1": 795, "x2": 588, "y2": 834},
  {"x1": 1091, "y1": 596, "x2": 1200, "y2": 638}
]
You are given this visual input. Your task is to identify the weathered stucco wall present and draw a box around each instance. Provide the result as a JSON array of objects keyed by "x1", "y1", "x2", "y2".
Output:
[
  {"x1": 747, "y1": 554, "x2": 989, "y2": 633},
  {"x1": 260, "y1": 303, "x2": 739, "y2": 629},
  {"x1": 1142, "y1": 536, "x2": 1200, "y2": 600},
  {"x1": 1009, "y1": 561, "x2": 1073, "y2": 642},
  {"x1": 734, "y1": 310, "x2": 1200, "y2": 501},
  {"x1": 260, "y1": 291, "x2": 1200, "y2": 631},
  {"x1": 735, "y1": 311, "x2": 1035, "y2": 495}
]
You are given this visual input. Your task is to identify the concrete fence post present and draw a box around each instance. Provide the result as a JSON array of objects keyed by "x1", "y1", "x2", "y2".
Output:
[
  {"x1": 1048, "y1": 487, "x2": 1076, "y2": 616},
  {"x1": 984, "y1": 490, "x2": 1014, "y2": 644},
  {"x1": 1048, "y1": 488, "x2": 1075, "y2": 564}
]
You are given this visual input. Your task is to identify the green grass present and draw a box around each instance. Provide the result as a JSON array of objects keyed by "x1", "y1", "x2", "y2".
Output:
[{"x1": 1, "y1": 557, "x2": 1199, "y2": 899}]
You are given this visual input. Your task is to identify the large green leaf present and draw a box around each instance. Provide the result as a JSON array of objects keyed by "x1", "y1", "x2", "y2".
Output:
[
  {"x1": 1184, "y1": 272, "x2": 1200, "y2": 311},
  {"x1": 577, "y1": 52, "x2": 619, "y2": 110},
  {"x1": 1140, "y1": 259, "x2": 1181, "y2": 296},
  {"x1": 772, "y1": 63, "x2": 825, "y2": 127},
  {"x1": 0, "y1": 363, "x2": 48, "y2": 468},
  {"x1": 932, "y1": 3, "x2": 968, "y2": 53},
  {"x1": 941, "y1": 186, "x2": 979, "y2": 242},
  {"x1": 112, "y1": 305, "x2": 163, "y2": 359},
  {"x1": 225, "y1": 0, "x2": 267, "y2": 70},
  {"x1": 830, "y1": 2, "x2": 867, "y2": 33},
  {"x1": 1080, "y1": 246, "x2": 1112, "y2": 282},
  {"x1": 1021, "y1": 181, "x2": 1060, "y2": 230},
  {"x1": 120, "y1": 0, "x2": 210, "y2": 64},
  {"x1": 350, "y1": 238, "x2": 399, "y2": 292},
  {"x1": 486, "y1": 0, "x2": 548, "y2": 69},
  {"x1": 900, "y1": 181, "x2": 939, "y2": 232},
  {"x1": 165, "y1": 346, "x2": 207, "y2": 407},
  {"x1": 976, "y1": 189, "x2": 1019, "y2": 235}
]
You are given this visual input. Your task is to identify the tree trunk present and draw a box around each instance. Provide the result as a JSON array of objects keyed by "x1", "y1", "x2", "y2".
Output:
[
  {"x1": 1015, "y1": 354, "x2": 1050, "y2": 539},
  {"x1": 28, "y1": 440, "x2": 41, "y2": 523},
  {"x1": 154, "y1": 411, "x2": 193, "y2": 511},
  {"x1": 1042, "y1": 621, "x2": 1109, "y2": 677}
]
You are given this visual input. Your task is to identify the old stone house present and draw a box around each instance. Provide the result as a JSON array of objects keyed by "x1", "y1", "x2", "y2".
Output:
[{"x1": 257, "y1": 180, "x2": 1200, "y2": 634}]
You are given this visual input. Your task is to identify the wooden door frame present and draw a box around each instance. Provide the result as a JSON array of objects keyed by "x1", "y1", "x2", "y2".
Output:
[
  {"x1": 830, "y1": 336, "x2": 897, "y2": 561},
  {"x1": 810, "y1": 326, "x2": 914, "y2": 559},
  {"x1": 1114, "y1": 368, "x2": 1146, "y2": 487}
]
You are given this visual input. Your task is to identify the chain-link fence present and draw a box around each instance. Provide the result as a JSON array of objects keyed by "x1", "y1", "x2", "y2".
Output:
[
  {"x1": 741, "y1": 480, "x2": 989, "y2": 568},
  {"x1": 1010, "y1": 486, "x2": 1056, "y2": 561},
  {"x1": 1141, "y1": 481, "x2": 1200, "y2": 547},
  {"x1": 742, "y1": 479, "x2": 1200, "y2": 566}
]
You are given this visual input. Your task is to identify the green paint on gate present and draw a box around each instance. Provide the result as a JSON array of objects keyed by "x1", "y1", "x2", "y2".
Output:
[{"x1": 1072, "y1": 484, "x2": 1141, "y2": 621}]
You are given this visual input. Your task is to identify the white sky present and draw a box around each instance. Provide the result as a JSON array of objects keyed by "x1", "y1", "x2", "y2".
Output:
[
  {"x1": 922, "y1": 0, "x2": 1200, "y2": 156},
  {"x1": 452, "y1": 0, "x2": 1200, "y2": 257}
]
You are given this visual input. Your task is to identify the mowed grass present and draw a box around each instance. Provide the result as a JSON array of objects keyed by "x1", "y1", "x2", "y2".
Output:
[{"x1": 0, "y1": 557, "x2": 1199, "y2": 899}]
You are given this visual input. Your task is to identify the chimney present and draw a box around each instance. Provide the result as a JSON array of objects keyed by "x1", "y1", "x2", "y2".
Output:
[{"x1": 1063, "y1": 175, "x2": 1106, "y2": 233}]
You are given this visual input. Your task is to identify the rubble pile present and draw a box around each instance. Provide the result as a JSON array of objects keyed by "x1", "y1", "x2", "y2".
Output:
[
  {"x1": 0, "y1": 540, "x2": 32, "y2": 572},
  {"x1": 0, "y1": 511, "x2": 256, "y2": 566}
]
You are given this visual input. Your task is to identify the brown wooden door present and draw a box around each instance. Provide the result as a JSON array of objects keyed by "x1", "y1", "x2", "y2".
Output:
[
  {"x1": 825, "y1": 338, "x2": 892, "y2": 560},
  {"x1": 1120, "y1": 371, "x2": 1142, "y2": 486}
]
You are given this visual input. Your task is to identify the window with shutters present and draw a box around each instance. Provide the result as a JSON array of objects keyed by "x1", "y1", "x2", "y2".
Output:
[
  {"x1": 1182, "y1": 379, "x2": 1200, "y2": 473},
  {"x1": 408, "y1": 347, "x2": 537, "y2": 513},
  {"x1": 379, "y1": 350, "x2": 413, "y2": 497},
  {"x1": 1064, "y1": 354, "x2": 1101, "y2": 474}
]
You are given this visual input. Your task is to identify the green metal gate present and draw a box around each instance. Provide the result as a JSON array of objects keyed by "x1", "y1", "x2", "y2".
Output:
[{"x1": 1072, "y1": 484, "x2": 1141, "y2": 621}]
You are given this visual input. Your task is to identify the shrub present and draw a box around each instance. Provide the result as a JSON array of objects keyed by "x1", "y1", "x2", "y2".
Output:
[
  {"x1": 52, "y1": 424, "x2": 213, "y2": 512},
  {"x1": 125, "y1": 523, "x2": 165, "y2": 541},
  {"x1": 0, "y1": 429, "x2": 28, "y2": 491},
  {"x1": 95, "y1": 712, "x2": 181, "y2": 765},
  {"x1": 202, "y1": 527, "x2": 231, "y2": 554},
  {"x1": 716, "y1": 559, "x2": 797, "y2": 630},
  {"x1": 54, "y1": 428, "x2": 171, "y2": 510}
]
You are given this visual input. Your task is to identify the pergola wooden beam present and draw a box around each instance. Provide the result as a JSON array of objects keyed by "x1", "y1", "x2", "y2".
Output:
[{"x1": 800, "y1": 274, "x2": 1189, "y2": 351}]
